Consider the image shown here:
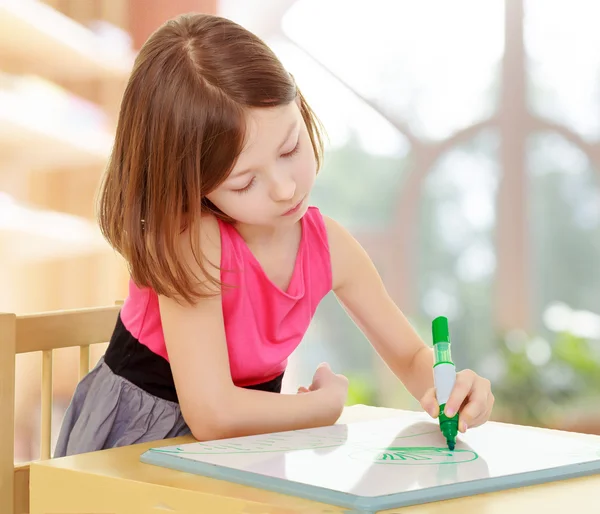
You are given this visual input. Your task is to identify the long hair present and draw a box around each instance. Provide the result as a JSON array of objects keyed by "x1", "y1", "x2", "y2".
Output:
[{"x1": 98, "y1": 13, "x2": 324, "y2": 304}]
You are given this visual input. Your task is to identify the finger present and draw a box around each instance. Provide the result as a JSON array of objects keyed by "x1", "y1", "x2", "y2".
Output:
[
  {"x1": 419, "y1": 388, "x2": 440, "y2": 418},
  {"x1": 444, "y1": 371, "x2": 476, "y2": 418},
  {"x1": 464, "y1": 406, "x2": 489, "y2": 430},
  {"x1": 458, "y1": 385, "x2": 491, "y2": 431},
  {"x1": 297, "y1": 386, "x2": 309, "y2": 394},
  {"x1": 466, "y1": 392, "x2": 495, "y2": 429},
  {"x1": 334, "y1": 372, "x2": 349, "y2": 382},
  {"x1": 313, "y1": 362, "x2": 332, "y2": 380}
]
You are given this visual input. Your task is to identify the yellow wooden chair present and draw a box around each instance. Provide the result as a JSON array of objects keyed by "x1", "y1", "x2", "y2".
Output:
[{"x1": 0, "y1": 304, "x2": 120, "y2": 514}]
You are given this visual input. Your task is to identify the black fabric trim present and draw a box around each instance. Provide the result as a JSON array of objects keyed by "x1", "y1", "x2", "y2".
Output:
[{"x1": 103, "y1": 313, "x2": 284, "y2": 403}]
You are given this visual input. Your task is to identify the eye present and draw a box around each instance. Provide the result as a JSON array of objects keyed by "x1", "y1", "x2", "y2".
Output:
[
  {"x1": 281, "y1": 140, "x2": 300, "y2": 158},
  {"x1": 232, "y1": 177, "x2": 255, "y2": 194}
]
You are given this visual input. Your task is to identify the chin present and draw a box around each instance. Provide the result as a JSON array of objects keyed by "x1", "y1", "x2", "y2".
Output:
[{"x1": 291, "y1": 202, "x2": 309, "y2": 219}]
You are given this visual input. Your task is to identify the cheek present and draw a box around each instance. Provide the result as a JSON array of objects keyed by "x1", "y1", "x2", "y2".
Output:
[
  {"x1": 206, "y1": 191, "x2": 237, "y2": 216},
  {"x1": 207, "y1": 191, "x2": 266, "y2": 221},
  {"x1": 295, "y1": 151, "x2": 317, "y2": 186}
]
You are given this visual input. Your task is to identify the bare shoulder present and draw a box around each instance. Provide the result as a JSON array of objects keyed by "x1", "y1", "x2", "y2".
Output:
[
  {"x1": 322, "y1": 214, "x2": 354, "y2": 253},
  {"x1": 157, "y1": 212, "x2": 224, "y2": 312},
  {"x1": 322, "y1": 214, "x2": 375, "y2": 292},
  {"x1": 177, "y1": 212, "x2": 223, "y2": 285}
]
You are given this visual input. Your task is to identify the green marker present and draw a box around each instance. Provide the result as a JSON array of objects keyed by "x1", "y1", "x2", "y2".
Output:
[{"x1": 432, "y1": 316, "x2": 458, "y2": 451}]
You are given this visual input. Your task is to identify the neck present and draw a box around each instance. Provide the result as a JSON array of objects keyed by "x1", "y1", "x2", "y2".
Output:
[{"x1": 233, "y1": 220, "x2": 299, "y2": 246}]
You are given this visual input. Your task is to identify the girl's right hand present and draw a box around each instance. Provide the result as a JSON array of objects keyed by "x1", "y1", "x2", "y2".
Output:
[{"x1": 297, "y1": 362, "x2": 349, "y2": 417}]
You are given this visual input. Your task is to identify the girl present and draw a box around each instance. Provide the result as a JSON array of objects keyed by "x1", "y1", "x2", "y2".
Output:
[{"x1": 54, "y1": 13, "x2": 494, "y2": 457}]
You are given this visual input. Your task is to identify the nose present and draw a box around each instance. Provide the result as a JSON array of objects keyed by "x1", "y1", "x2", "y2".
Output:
[{"x1": 269, "y1": 175, "x2": 296, "y2": 202}]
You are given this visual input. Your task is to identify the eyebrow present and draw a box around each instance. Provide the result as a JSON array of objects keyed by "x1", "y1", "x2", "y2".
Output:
[{"x1": 228, "y1": 120, "x2": 299, "y2": 179}]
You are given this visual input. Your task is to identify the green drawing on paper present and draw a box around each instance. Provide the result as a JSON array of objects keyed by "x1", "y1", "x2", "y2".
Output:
[{"x1": 349, "y1": 446, "x2": 478, "y2": 465}]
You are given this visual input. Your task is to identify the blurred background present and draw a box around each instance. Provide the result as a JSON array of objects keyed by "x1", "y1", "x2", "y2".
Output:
[{"x1": 1, "y1": 0, "x2": 599, "y2": 463}]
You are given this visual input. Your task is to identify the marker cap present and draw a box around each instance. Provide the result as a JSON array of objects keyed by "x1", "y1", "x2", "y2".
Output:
[{"x1": 432, "y1": 316, "x2": 450, "y2": 345}]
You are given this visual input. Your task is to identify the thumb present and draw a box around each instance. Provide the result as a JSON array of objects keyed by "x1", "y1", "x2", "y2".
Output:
[
  {"x1": 312, "y1": 362, "x2": 332, "y2": 380},
  {"x1": 419, "y1": 388, "x2": 440, "y2": 418},
  {"x1": 310, "y1": 362, "x2": 332, "y2": 391}
]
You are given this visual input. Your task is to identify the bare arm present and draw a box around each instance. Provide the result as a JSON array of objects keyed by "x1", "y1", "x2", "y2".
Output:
[
  {"x1": 324, "y1": 216, "x2": 434, "y2": 401},
  {"x1": 159, "y1": 216, "x2": 342, "y2": 441},
  {"x1": 324, "y1": 215, "x2": 494, "y2": 429}
]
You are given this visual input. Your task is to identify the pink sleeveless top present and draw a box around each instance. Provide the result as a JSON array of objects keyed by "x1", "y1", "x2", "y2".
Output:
[{"x1": 119, "y1": 206, "x2": 332, "y2": 387}]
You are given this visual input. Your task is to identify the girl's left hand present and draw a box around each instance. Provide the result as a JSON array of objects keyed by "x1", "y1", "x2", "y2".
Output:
[{"x1": 419, "y1": 369, "x2": 494, "y2": 433}]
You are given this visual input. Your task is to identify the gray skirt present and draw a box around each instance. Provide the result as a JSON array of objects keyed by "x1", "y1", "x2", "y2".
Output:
[{"x1": 54, "y1": 356, "x2": 191, "y2": 458}]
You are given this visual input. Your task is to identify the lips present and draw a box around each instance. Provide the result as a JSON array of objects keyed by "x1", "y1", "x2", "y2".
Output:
[{"x1": 283, "y1": 197, "x2": 305, "y2": 216}]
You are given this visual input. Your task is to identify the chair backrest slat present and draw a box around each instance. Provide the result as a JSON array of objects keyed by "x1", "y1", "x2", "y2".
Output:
[
  {"x1": 79, "y1": 345, "x2": 90, "y2": 380},
  {"x1": 40, "y1": 350, "x2": 53, "y2": 461}
]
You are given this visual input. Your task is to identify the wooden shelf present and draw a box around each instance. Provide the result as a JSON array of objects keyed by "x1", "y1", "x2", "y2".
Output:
[
  {"x1": 0, "y1": 84, "x2": 113, "y2": 170},
  {"x1": 0, "y1": 192, "x2": 110, "y2": 261},
  {"x1": 0, "y1": 0, "x2": 133, "y2": 81}
]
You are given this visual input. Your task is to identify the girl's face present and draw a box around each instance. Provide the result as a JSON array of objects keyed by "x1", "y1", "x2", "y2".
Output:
[{"x1": 206, "y1": 100, "x2": 317, "y2": 228}]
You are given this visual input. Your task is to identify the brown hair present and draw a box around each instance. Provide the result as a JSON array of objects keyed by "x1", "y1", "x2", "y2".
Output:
[{"x1": 98, "y1": 13, "x2": 324, "y2": 304}]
